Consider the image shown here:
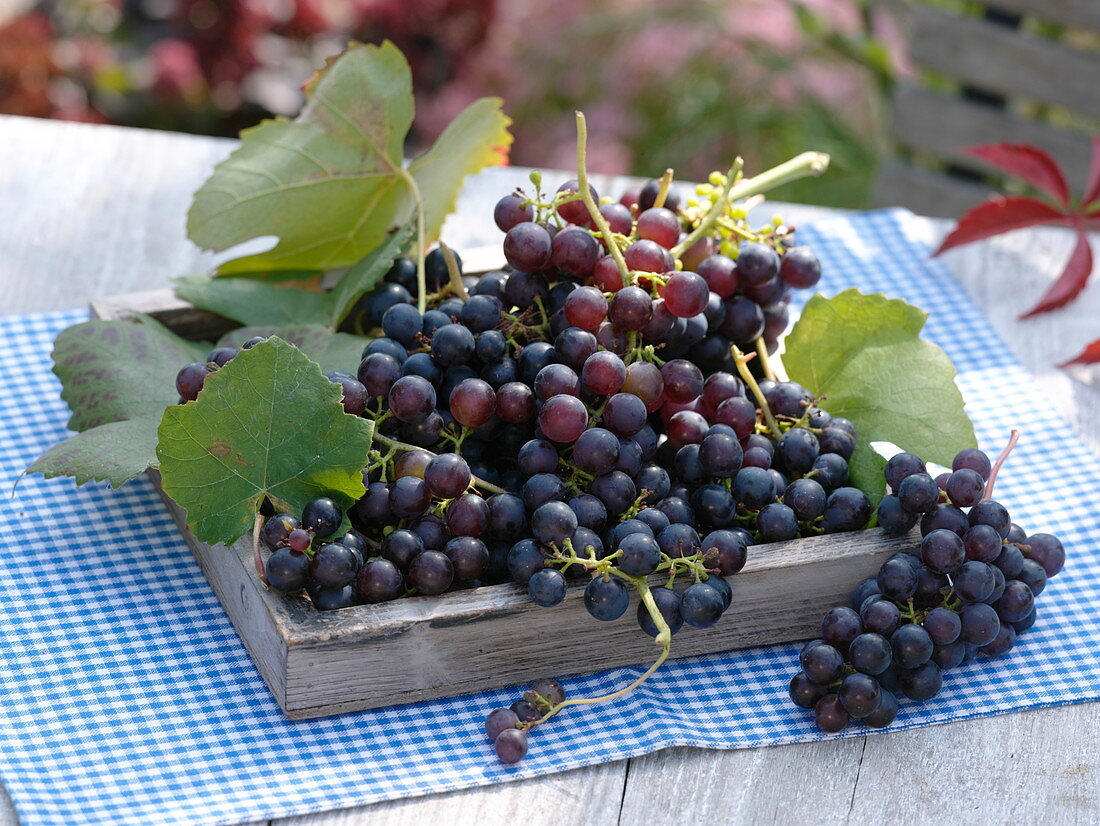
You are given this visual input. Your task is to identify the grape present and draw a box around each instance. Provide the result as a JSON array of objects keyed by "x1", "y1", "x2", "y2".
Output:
[
  {"x1": 712, "y1": 397, "x2": 755, "y2": 440},
  {"x1": 261, "y1": 514, "x2": 300, "y2": 550},
  {"x1": 776, "y1": 428, "x2": 819, "y2": 475},
  {"x1": 381, "y1": 529, "x2": 424, "y2": 570},
  {"x1": 534, "y1": 364, "x2": 580, "y2": 401},
  {"x1": 666, "y1": 411, "x2": 709, "y2": 449},
  {"x1": 389, "y1": 476, "x2": 431, "y2": 518},
  {"x1": 959, "y1": 602, "x2": 1000, "y2": 645},
  {"x1": 551, "y1": 227, "x2": 600, "y2": 277},
  {"x1": 309, "y1": 584, "x2": 356, "y2": 611},
  {"x1": 530, "y1": 501, "x2": 578, "y2": 548},
  {"x1": 363, "y1": 284, "x2": 412, "y2": 327},
  {"x1": 485, "y1": 707, "x2": 520, "y2": 742},
  {"x1": 813, "y1": 694, "x2": 849, "y2": 732},
  {"x1": 634, "y1": 207, "x2": 679, "y2": 248},
  {"x1": 538, "y1": 394, "x2": 589, "y2": 444},
  {"x1": 522, "y1": 473, "x2": 566, "y2": 511},
  {"x1": 789, "y1": 672, "x2": 831, "y2": 709},
  {"x1": 736, "y1": 241, "x2": 780, "y2": 285},
  {"x1": 495, "y1": 381, "x2": 536, "y2": 424},
  {"x1": 850, "y1": 578, "x2": 882, "y2": 612},
  {"x1": 608, "y1": 286, "x2": 654, "y2": 331},
  {"x1": 953, "y1": 447, "x2": 992, "y2": 480},
  {"x1": 901, "y1": 661, "x2": 942, "y2": 701},
  {"x1": 838, "y1": 672, "x2": 881, "y2": 718},
  {"x1": 659, "y1": 359, "x2": 703, "y2": 404},
  {"x1": 985, "y1": 565, "x2": 1007, "y2": 605},
  {"x1": 446, "y1": 493, "x2": 490, "y2": 537},
  {"x1": 599, "y1": 202, "x2": 633, "y2": 235},
  {"x1": 388, "y1": 375, "x2": 437, "y2": 423},
  {"x1": 381, "y1": 303, "x2": 423, "y2": 346},
  {"x1": 421, "y1": 309, "x2": 452, "y2": 338},
  {"x1": 302, "y1": 498, "x2": 341, "y2": 538},
  {"x1": 876, "y1": 495, "x2": 915, "y2": 536},
  {"x1": 503, "y1": 222, "x2": 552, "y2": 271},
  {"x1": 572, "y1": 428, "x2": 620, "y2": 477},
  {"x1": 430, "y1": 323, "x2": 476, "y2": 367},
  {"x1": 932, "y1": 641, "x2": 968, "y2": 670},
  {"x1": 554, "y1": 327, "x2": 598, "y2": 370},
  {"x1": 449, "y1": 378, "x2": 496, "y2": 428},
  {"x1": 817, "y1": 427, "x2": 855, "y2": 461},
  {"x1": 357, "y1": 558, "x2": 404, "y2": 603},
  {"x1": 849, "y1": 633, "x2": 892, "y2": 675},
  {"x1": 206, "y1": 346, "x2": 237, "y2": 367},
  {"x1": 507, "y1": 539, "x2": 546, "y2": 584},
  {"x1": 175, "y1": 362, "x2": 212, "y2": 402},
  {"x1": 884, "y1": 452, "x2": 926, "y2": 491},
  {"x1": 602, "y1": 392, "x2": 647, "y2": 437},
  {"x1": 504, "y1": 270, "x2": 550, "y2": 309},
  {"x1": 821, "y1": 606, "x2": 862, "y2": 649},
  {"x1": 407, "y1": 550, "x2": 453, "y2": 595},
  {"x1": 979, "y1": 622, "x2": 1017, "y2": 658},
  {"x1": 963, "y1": 524, "x2": 1002, "y2": 563},
  {"x1": 494, "y1": 728, "x2": 529, "y2": 763},
  {"x1": 758, "y1": 502, "x2": 798, "y2": 541},
  {"x1": 265, "y1": 548, "x2": 310, "y2": 592},
  {"x1": 697, "y1": 254, "x2": 738, "y2": 298},
  {"x1": 822, "y1": 487, "x2": 872, "y2": 533},
  {"x1": 732, "y1": 467, "x2": 775, "y2": 510},
  {"x1": 719, "y1": 295, "x2": 764, "y2": 343},
  {"x1": 946, "y1": 468, "x2": 985, "y2": 507},
  {"x1": 952, "y1": 560, "x2": 995, "y2": 603},
  {"x1": 394, "y1": 450, "x2": 432, "y2": 480},
  {"x1": 580, "y1": 352, "x2": 627, "y2": 399},
  {"x1": 638, "y1": 587, "x2": 684, "y2": 637},
  {"x1": 663, "y1": 271, "x2": 709, "y2": 318},
  {"x1": 699, "y1": 433, "x2": 743, "y2": 478},
  {"x1": 584, "y1": 576, "x2": 630, "y2": 621},
  {"x1": 922, "y1": 606, "x2": 962, "y2": 645},
  {"x1": 517, "y1": 342, "x2": 559, "y2": 384},
  {"x1": 459, "y1": 295, "x2": 504, "y2": 334},
  {"x1": 528, "y1": 568, "x2": 567, "y2": 607},
  {"x1": 994, "y1": 580, "x2": 1034, "y2": 623},
  {"x1": 968, "y1": 500, "x2": 1011, "y2": 539},
  {"x1": 494, "y1": 193, "x2": 534, "y2": 231},
  {"x1": 800, "y1": 642, "x2": 844, "y2": 684},
  {"x1": 555, "y1": 179, "x2": 597, "y2": 224},
  {"x1": 1024, "y1": 533, "x2": 1065, "y2": 576},
  {"x1": 510, "y1": 698, "x2": 541, "y2": 722},
  {"x1": 624, "y1": 239, "x2": 674, "y2": 273},
  {"x1": 891, "y1": 624, "x2": 933, "y2": 668},
  {"x1": 590, "y1": 471, "x2": 637, "y2": 517},
  {"x1": 657, "y1": 522, "x2": 701, "y2": 558},
  {"x1": 680, "y1": 581, "x2": 724, "y2": 628},
  {"x1": 564, "y1": 286, "x2": 608, "y2": 331},
  {"x1": 877, "y1": 557, "x2": 919, "y2": 601},
  {"x1": 992, "y1": 543, "x2": 1024, "y2": 579},
  {"x1": 920, "y1": 504, "x2": 969, "y2": 538},
  {"x1": 897, "y1": 473, "x2": 939, "y2": 514},
  {"x1": 425, "y1": 248, "x2": 462, "y2": 290},
  {"x1": 1012, "y1": 607, "x2": 1037, "y2": 634},
  {"x1": 310, "y1": 543, "x2": 357, "y2": 589},
  {"x1": 920, "y1": 529, "x2": 966, "y2": 574},
  {"x1": 422, "y1": 453, "x2": 471, "y2": 499},
  {"x1": 779, "y1": 246, "x2": 822, "y2": 288},
  {"x1": 444, "y1": 536, "x2": 490, "y2": 581},
  {"x1": 592, "y1": 255, "x2": 624, "y2": 292}
]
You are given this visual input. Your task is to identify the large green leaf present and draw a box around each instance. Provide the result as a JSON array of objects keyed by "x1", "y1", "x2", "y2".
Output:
[
  {"x1": 26, "y1": 417, "x2": 161, "y2": 488},
  {"x1": 783, "y1": 289, "x2": 977, "y2": 505},
  {"x1": 174, "y1": 276, "x2": 334, "y2": 327},
  {"x1": 217, "y1": 325, "x2": 369, "y2": 375},
  {"x1": 52, "y1": 315, "x2": 209, "y2": 432},
  {"x1": 156, "y1": 338, "x2": 374, "y2": 546},
  {"x1": 186, "y1": 41, "x2": 511, "y2": 275}
]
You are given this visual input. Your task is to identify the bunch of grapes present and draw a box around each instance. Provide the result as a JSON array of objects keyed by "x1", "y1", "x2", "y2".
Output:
[{"x1": 788, "y1": 439, "x2": 1065, "y2": 732}]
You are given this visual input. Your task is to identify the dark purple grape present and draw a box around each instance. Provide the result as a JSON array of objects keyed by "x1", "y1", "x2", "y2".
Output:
[
  {"x1": 206, "y1": 346, "x2": 237, "y2": 367},
  {"x1": 507, "y1": 539, "x2": 546, "y2": 584},
  {"x1": 813, "y1": 694, "x2": 849, "y2": 732},
  {"x1": 389, "y1": 476, "x2": 431, "y2": 519},
  {"x1": 849, "y1": 633, "x2": 892, "y2": 675},
  {"x1": 310, "y1": 543, "x2": 357, "y2": 588},
  {"x1": 494, "y1": 728, "x2": 528, "y2": 763},
  {"x1": 564, "y1": 286, "x2": 609, "y2": 331},
  {"x1": 528, "y1": 568, "x2": 567, "y2": 606},
  {"x1": 663, "y1": 271, "x2": 709, "y2": 318},
  {"x1": 850, "y1": 578, "x2": 882, "y2": 612},
  {"x1": 530, "y1": 501, "x2": 579, "y2": 548},
  {"x1": 423, "y1": 453, "x2": 471, "y2": 499},
  {"x1": 302, "y1": 498, "x2": 341, "y2": 538},
  {"x1": 963, "y1": 524, "x2": 1002, "y2": 563},
  {"x1": 822, "y1": 487, "x2": 872, "y2": 533},
  {"x1": 877, "y1": 557, "x2": 919, "y2": 601},
  {"x1": 736, "y1": 241, "x2": 780, "y2": 286},
  {"x1": 1017, "y1": 558, "x2": 1047, "y2": 596},
  {"x1": 407, "y1": 549, "x2": 453, "y2": 595},
  {"x1": 952, "y1": 560, "x2": 996, "y2": 603},
  {"x1": 1024, "y1": 533, "x2": 1065, "y2": 577},
  {"x1": 538, "y1": 394, "x2": 589, "y2": 444},
  {"x1": 959, "y1": 602, "x2": 1000, "y2": 645},
  {"x1": 969, "y1": 500, "x2": 1011, "y2": 539},
  {"x1": 503, "y1": 222, "x2": 552, "y2": 271},
  {"x1": 719, "y1": 295, "x2": 764, "y2": 344},
  {"x1": 583, "y1": 576, "x2": 630, "y2": 621},
  {"x1": 551, "y1": 226, "x2": 600, "y2": 277},
  {"x1": 860, "y1": 599, "x2": 901, "y2": 637},
  {"x1": 901, "y1": 661, "x2": 942, "y2": 700},
  {"x1": 979, "y1": 621, "x2": 1017, "y2": 658},
  {"x1": 494, "y1": 193, "x2": 534, "y2": 231},
  {"x1": 800, "y1": 642, "x2": 844, "y2": 684},
  {"x1": 608, "y1": 286, "x2": 654, "y2": 331},
  {"x1": 388, "y1": 375, "x2": 436, "y2": 423},
  {"x1": 821, "y1": 606, "x2": 862, "y2": 650},
  {"x1": 175, "y1": 362, "x2": 212, "y2": 402},
  {"x1": 485, "y1": 707, "x2": 520, "y2": 742},
  {"x1": 953, "y1": 447, "x2": 992, "y2": 480},
  {"x1": 638, "y1": 587, "x2": 683, "y2": 637},
  {"x1": 522, "y1": 472, "x2": 566, "y2": 511},
  {"x1": 602, "y1": 392, "x2": 647, "y2": 437},
  {"x1": 877, "y1": 495, "x2": 917, "y2": 535},
  {"x1": 922, "y1": 606, "x2": 962, "y2": 645},
  {"x1": 261, "y1": 514, "x2": 300, "y2": 550},
  {"x1": 357, "y1": 558, "x2": 404, "y2": 603},
  {"x1": 897, "y1": 473, "x2": 939, "y2": 514},
  {"x1": 446, "y1": 493, "x2": 490, "y2": 537},
  {"x1": 308, "y1": 584, "x2": 356, "y2": 611},
  {"x1": 891, "y1": 624, "x2": 933, "y2": 668},
  {"x1": 884, "y1": 452, "x2": 926, "y2": 491},
  {"x1": 430, "y1": 323, "x2": 476, "y2": 367},
  {"x1": 779, "y1": 246, "x2": 821, "y2": 288},
  {"x1": 444, "y1": 536, "x2": 489, "y2": 581},
  {"x1": 920, "y1": 529, "x2": 966, "y2": 574},
  {"x1": 357, "y1": 353, "x2": 402, "y2": 397},
  {"x1": 838, "y1": 672, "x2": 881, "y2": 718},
  {"x1": 599, "y1": 202, "x2": 633, "y2": 235},
  {"x1": 993, "y1": 579, "x2": 1034, "y2": 623},
  {"x1": 680, "y1": 581, "x2": 724, "y2": 628},
  {"x1": 265, "y1": 548, "x2": 310, "y2": 592},
  {"x1": 946, "y1": 468, "x2": 985, "y2": 507},
  {"x1": 920, "y1": 504, "x2": 970, "y2": 538},
  {"x1": 862, "y1": 689, "x2": 898, "y2": 728}
]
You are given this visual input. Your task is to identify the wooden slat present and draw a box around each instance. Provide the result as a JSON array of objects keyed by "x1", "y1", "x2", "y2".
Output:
[
  {"x1": 983, "y1": 0, "x2": 1100, "y2": 30},
  {"x1": 906, "y1": 3, "x2": 1100, "y2": 119},
  {"x1": 890, "y1": 85, "x2": 1094, "y2": 187},
  {"x1": 871, "y1": 160, "x2": 995, "y2": 218}
]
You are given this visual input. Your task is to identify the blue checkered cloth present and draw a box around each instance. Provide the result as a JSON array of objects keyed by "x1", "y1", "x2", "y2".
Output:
[{"x1": 2, "y1": 208, "x2": 1098, "y2": 826}]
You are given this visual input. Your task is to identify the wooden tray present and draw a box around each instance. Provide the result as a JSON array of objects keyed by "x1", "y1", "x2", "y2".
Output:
[{"x1": 92, "y1": 289, "x2": 905, "y2": 720}]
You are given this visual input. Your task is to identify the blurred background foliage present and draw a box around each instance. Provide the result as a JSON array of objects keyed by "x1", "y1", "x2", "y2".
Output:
[{"x1": 0, "y1": 0, "x2": 909, "y2": 207}]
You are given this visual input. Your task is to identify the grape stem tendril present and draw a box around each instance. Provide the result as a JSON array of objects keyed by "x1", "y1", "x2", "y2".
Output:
[{"x1": 984, "y1": 428, "x2": 1020, "y2": 501}]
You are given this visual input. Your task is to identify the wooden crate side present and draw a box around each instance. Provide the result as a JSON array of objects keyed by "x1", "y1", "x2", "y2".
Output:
[{"x1": 275, "y1": 530, "x2": 911, "y2": 719}]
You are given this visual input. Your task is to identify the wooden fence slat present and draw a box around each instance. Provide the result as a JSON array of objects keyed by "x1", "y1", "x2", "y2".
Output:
[
  {"x1": 871, "y1": 160, "x2": 995, "y2": 218},
  {"x1": 906, "y1": 3, "x2": 1100, "y2": 119},
  {"x1": 983, "y1": 0, "x2": 1100, "y2": 30},
  {"x1": 890, "y1": 85, "x2": 1094, "y2": 187}
]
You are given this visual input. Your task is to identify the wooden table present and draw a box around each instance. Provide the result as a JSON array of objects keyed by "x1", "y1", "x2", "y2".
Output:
[{"x1": 2, "y1": 114, "x2": 1099, "y2": 825}]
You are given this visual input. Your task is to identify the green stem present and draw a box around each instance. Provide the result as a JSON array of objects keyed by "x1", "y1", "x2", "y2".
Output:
[
  {"x1": 575, "y1": 112, "x2": 631, "y2": 285},
  {"x1": 732, "y1": 344, "x2": 782, "y2": 440},
  {"x1": 755, "y1": 337, "x2": 778, "y2": 382},
  {"x1": 672, "y1": 151, "x2": 830, "y2": 258},
  {"x1": 398, "y1": 168, "x2": 428, "y2": 314},
  {"x1": 439, "y1": 242, "x2": 469, "y2": 302},
  {"x1": 372, "y1": 431, "x2": 506, "y2": 495},
  {"x1": 653, "y1": 168, "x2": 674, "y2": 210}
]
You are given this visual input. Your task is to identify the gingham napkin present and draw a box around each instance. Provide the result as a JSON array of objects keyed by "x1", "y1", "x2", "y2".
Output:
[{"x1": 2, "y1": 209, "x2": 1097, "y2": 826}]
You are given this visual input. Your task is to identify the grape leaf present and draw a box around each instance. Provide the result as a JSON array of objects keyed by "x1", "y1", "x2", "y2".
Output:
[
  {"x1": 156, "y1": 338, "x2": 374, "y2": 546},
  {"x1": 328, "y1": 222, "x2": 415, "y2": 326},
  {"x1": 217, "y1": 325, "x2": 369, "y2": 375},
  {"x1": 26, "y1": 417, "x2": 161, "y2": 488},
  {"x1": 174, "y1": 276, "x2": 334, "y2": 327},
  {"x1": 52, "y1": 315, "x2": 209, "y2": 432},
  {"x1": 783, "y1": 289, "x2": 977, "y2": 505},
  {"x1": 186, "y1": 40, "x2": 511, "y2": 275}
]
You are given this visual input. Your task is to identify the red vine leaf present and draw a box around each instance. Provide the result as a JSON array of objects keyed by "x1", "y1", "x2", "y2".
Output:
[
  {"x1": 963, "y1": 143, "x2": 1071, "y2": 207},
  {"x1": 1060, "y1": 338, "x2": 1100, "y2": 368},
  {"x1": 1020, "y1": 231, "x2": 1094, "y2": 319},
  {"x1": 933, "y1": 196, "x2": 1069, "y2": 256},
  {"x1": 1084, "y1": 137, "x2": 1100, "y2": 208}
]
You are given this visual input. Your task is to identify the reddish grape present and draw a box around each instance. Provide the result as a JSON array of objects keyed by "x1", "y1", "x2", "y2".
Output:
[
  {"x1": 550, "y1": 226, "x2": 600, "y2": 277},
  {"x1": 493, "y1": 193, "x2": 534, "y2": 232},
  {"x1": 660, "y1": 359, "x2": 704, "y2": 403},
  {"x1": 424, "y1": 453, "x2": 472, "y2": 498},
  {"x1": 595, "y1": 322, "x2": 628, "y2": 355},
  {"x1": 779, "y1": 246, "x2": 822, "y2": 289},
  {"x1": 564, "y1": 286, "x2": 608, "y2": 331},
  {"x1": 696, "y1": 254, "x2": 738, "y2": 299},
  {"x1": 496, "y1": 381, "x2": 536, "y2": 424},
  {"x1": 663, "y1": 271, "x2": 709, "y2": 318},
  {"x1": 555, "y1": 179, "x2": 597, "y2": 225},
  {"x1": 534, "y1": 363, "x2": 580, "y2": 401},
  {"x1": 624, "y1": 239, "x2": 674, "y2": 273},
  {"x1": 621, "y1": 361, "x2": 664, "y2": 411},
  {"x1": 714, "y1": 396, "x2": 757, "y2": 439},
  {"x1": 503, "y1": 222, "x2": 552, "y2": 271},
  {"x1": 608, "y1": 286, "x2": 653, "y2": 331},
  {"x1": 449, "y1": 378, "x2": 497, "y2": 428},
  {"x1": 636, "y1": 207, "x2": 681, "y2": 249},
  {"x1": 666, "y1": 410, "x2": 709, "y2": 449},
  {"x1": 446, "y1": 493, "x2": 490, "y2": 537},
  {"x1": 702, "y1": 372, "x2": 744, "y2": 418},
  {"x1": 176, "y1": 362, "x2": 211, "y2": 402},
  {"x1": 599, "y1": 202, "x2": 634, "y2": 235},
  {"x1": 388, "y1": 375, "x2": 436, "y2": 423},
  {"x1": 679, "y1": 236, "x2": 715, "y2": 271},
  {"x1": 581, "y1": 351, "x2": 627, "y2": 396},
  {"x1": 592, "y1": 255, "x2": 624, "y2": 292},
  {"x1": 395, "y1": 449, "x2": 432, "y2": 479},
  {"x1": 538, "y1": 394, "x2": 589, "y2": 443}
]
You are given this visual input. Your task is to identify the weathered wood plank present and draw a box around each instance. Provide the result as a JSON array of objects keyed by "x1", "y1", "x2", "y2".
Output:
[
  {"x1": 890, "y1": 85, "x2": 1094, "y2": 188},
  {"x1": 870, "y1": 160, "x2": 994, "y2": 218},
  {"x1": 905, "y1": 4, "x2": 1100, "y2": 119},
  {"x1": 983, "y1": 0, "x2": 1100, "y2": 30}
]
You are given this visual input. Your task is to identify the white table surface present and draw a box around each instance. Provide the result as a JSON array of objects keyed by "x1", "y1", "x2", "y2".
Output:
[{"x1": 1, "y1": 114, "x2": 1099, "y2": 826}]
